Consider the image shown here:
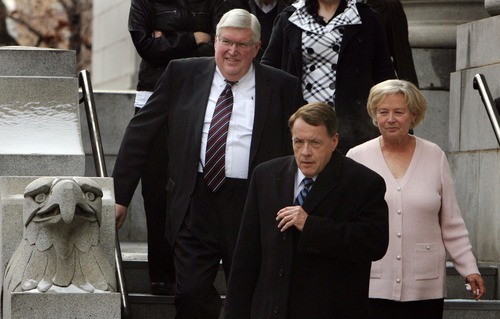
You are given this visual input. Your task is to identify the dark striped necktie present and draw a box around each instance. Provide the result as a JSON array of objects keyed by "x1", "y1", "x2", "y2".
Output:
[
  {"x1": 204, "y1": 80, "x2": 237, "y2": 192},
  {"x1": 294, "y1": 177, "x2": 314, "y2": 206}
]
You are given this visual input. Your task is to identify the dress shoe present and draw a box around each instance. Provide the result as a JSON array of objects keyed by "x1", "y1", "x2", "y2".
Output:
[{"x1": 151, "y1": 282, "x2": 176, "y2": 295}]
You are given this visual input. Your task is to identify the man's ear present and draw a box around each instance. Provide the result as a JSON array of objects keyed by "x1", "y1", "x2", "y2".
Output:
[{"x1": 331, "y1": 133, "x2": 339, "y2": 152}]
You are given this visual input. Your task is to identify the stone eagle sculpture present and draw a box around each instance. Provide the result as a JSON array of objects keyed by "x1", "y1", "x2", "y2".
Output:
[{"x1": 4, "y1": 177, "x2": 116, "y2": 293}]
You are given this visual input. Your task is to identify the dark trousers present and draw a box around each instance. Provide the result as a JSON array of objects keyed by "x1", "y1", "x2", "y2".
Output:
[
  {"x1": 173, "y1": 174, "x2": 248, "y2": 319},
  {"x1": 369, "y1": 298, "x2": 444, "y2": 319},
  {"x1": 139, "y1": 114, "x2": 175, "y2": 284}
]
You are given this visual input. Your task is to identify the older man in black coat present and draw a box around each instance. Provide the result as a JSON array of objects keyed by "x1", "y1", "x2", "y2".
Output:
[{"x1": 224, "y1": 102, "x2": 389, "y2": 319}]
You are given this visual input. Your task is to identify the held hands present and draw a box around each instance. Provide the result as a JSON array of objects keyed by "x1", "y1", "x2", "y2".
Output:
[
  {"x1": 276, "y1": 206, "x2": 308, "y2": 232},
  {"x1": 152, "y1": 30, "x2": 211, "y2": 45},
  {"x1": 115, "y1": 204, "x2": 128, "y2": 230},
  {"x1": 465, "y1": 273, "x2": 486, "y2": 300},
  {"x1": 153, "y1": 30, "x2": 163, "y2": 38}
]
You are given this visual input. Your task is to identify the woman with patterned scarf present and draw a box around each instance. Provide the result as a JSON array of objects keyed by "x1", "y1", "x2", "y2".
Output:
[{"x1": 262, "y1": 0, "x2": 396, "y2": 154}]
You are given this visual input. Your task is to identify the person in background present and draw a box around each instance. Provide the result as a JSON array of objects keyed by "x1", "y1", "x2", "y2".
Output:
[
  {"x1": 262, "y1": 0, "x2": 396, "y2": 154},
  {"x1": 224, "y1": 102, "x2": 389, "y2": 319},
  {"x1": 346, "y1": 79, "x2": 485, "y2": 319},
  {"x1": 114, "y1": 9, "x2": 303, "y2": 318},
  {"x1": 126, "y1": 0, "x2": 226, "y2": 295},
  {"x1": 367, "y1": 0, "x2": 419, "y2": 87},
  {"x1": 226, "y1": 0, "x2": 290, "y2": 60}
]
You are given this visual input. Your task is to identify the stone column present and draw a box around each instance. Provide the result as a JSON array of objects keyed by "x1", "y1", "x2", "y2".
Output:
[
  {"x1": 401, "y1": 0, "x2": 488, "y2": 150},
  {"x1": 485, "y1": 0, "x2": 500, "y2": 15}
]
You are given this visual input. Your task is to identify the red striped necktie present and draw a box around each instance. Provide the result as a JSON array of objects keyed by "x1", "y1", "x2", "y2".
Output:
[{"x1": 204, "y1": 80, "x2": 237, "y2": 192}]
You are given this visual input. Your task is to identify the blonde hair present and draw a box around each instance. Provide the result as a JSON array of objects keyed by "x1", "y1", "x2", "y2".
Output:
[{"x1": 367, "y1": 79, "x2": 427, "y2": 129}]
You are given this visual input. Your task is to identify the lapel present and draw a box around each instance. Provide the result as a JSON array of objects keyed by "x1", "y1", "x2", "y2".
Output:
[
  {"x1": 274, "y1": 156, "x2": 297, "y2": 208},
  {"x1": 302, "y1": 151, "x2": 343, "y2": 215},
  {"x1": 249, "y1": 62, "x2": 272, "y2": 166},
  {"x1": 338, "y1": 6, "x2": 363, "y2": 64},
  {"x1": 192, "y1": 59, "x2": 216, "y2": 150},
  {"x1": 284, "y1": 15, "x2": 303, "y2": 69},
  {"x1": 276, "y1": 156, "x2": 299, "y2": 263}
]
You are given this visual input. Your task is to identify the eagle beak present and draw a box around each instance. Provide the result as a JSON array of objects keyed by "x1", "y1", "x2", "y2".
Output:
[{"x1": 55, "y1": 179, "x2": 81, "y2": 224}]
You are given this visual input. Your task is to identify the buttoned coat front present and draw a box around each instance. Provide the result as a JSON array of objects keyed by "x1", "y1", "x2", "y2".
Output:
[
  {"x1": 224, "y1": 151, "x2": 389, "y2": 319},
  {"x1": 261, "y1": 3, "x2": 396, "y2": 152}
]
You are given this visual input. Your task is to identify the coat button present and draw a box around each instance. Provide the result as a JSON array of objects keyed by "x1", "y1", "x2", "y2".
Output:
[
  {"x1": 273, "y1": 306, "x2": 280, "y2": 314},
  {"x1": 282, "y1": 233, "x2": 287, "y2": 240},
  {"x1": 278, "y1": 269, "x2": 284, "y2": 277}
]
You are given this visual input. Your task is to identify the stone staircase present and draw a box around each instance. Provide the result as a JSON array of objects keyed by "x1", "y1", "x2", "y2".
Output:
[
  {"x1": 120, "y1": 242, "x2": 500, "y2": 319},
  {"x1": 120, "y1": 242, "x2": 226, "y2": 318}
]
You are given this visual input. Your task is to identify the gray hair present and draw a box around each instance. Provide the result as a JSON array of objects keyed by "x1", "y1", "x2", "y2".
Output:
[{"x1": 216, "y1": 9, "x2": 261, "y2": 43}]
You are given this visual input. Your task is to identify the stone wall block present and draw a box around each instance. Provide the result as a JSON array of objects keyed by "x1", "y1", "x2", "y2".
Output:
[{"x1": 456, "y1": 16, "x2": 500, "y2": 70}]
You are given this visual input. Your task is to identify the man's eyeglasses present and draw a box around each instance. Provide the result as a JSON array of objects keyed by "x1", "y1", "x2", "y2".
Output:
[{"x1": 218, "y1": 37, "x2": 255, "y2": 49}]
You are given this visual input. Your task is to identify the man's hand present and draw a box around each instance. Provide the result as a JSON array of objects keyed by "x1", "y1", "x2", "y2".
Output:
[
  {"x1": 276, "y1": 206, "x2": 308, "y2": 232},
  {"x1": 115, "y1": 204, "x2": 128, "y2": 230},
  {"x1": 194, "y1": 31, "x2": 211, "y2": 45},
  {"x1": 466, "y1": 273, "x2": 486, "y2": 300},
  {"x1": 153, "y1": 30, "x2": 163, "y2": 38}
]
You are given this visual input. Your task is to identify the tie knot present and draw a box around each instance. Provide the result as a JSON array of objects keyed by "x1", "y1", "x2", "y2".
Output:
[
  {"x1": 225, "y1": 80, "x2": 237, "y2": 87},
  {"x1": 303, "y1": 178, "x2": 314, "y2": 189}
]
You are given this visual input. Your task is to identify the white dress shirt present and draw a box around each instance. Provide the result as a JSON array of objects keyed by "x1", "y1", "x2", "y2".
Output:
[
  {"x1": 294, "y1": 169, "x2": 317, "y2": 200},
  {"x1": 199, "y1": 66, "x2": 256, "y2": 179}
]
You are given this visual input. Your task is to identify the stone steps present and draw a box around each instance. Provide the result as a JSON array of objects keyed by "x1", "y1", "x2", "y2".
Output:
[
  {"x1": 120, "y1": 242, "x2": 499, "y2": 319},
  {"x1": 444, "y1": 300, "x2": 500, "y2": 319}
]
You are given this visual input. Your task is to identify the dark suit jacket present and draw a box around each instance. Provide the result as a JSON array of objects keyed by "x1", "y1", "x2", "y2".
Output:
[
  {"x1": 224, "y1": 151, "x2": 389, "y2": 319},
  {"x1": 367, "y1": 0, "x2": 419, "y2": 87},
  {"x1": 261, "y1": 3, "x2": 396, "y2": 153},
  {"x1": 113, "y1": 57, "x2": 303, "y2": 244}
]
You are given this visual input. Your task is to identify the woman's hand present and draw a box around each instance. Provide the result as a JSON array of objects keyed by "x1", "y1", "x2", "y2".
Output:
[{"x1": 465, "y1": 273, "x2": 486, "y2": 300}]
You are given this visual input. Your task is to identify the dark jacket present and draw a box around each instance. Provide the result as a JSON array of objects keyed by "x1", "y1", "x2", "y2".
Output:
[
  {"x1": 129, "y1": 0, "x2": 226, "y2": 91},
  {"x1": 112, "y1": 58, "x2": 304, "y2": 244},
  {"x1": 261, "y1": 3, "x2": 396, "y2": 153},
  {"x1": 367, "y1": 0, "x2": 419, "y2": 86},
  {"x1": 224, "y1": 151, "x2": 389, "y2": 319}
]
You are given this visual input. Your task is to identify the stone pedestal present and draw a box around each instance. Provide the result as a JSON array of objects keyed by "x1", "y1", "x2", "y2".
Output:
[
  {"x1": 7, "y1": 293, "x2": 120, "y2": 319},
  {"x1": 0, "y1": 47, "x2": 85, "y2": 176},
  {"x1": 0, "y1": 176, "x2": 118, "y2": 318}
]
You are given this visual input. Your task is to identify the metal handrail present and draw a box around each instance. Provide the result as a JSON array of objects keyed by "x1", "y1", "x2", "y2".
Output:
[
  {"x1": 473, "y1": 74, "x2": 500, "y2": 147},
  {"x1": 79, "y1": 70, "x2": 131, "y2": 319}
]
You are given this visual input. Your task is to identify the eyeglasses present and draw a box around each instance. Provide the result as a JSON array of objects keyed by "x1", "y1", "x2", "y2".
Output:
[{"x1": 218, "y1": 37, "x2": 255, "y2": 49}]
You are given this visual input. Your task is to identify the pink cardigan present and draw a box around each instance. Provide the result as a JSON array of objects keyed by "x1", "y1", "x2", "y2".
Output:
[{"x1": 347, "y1": 136, "x2": 479, "y2": 301}]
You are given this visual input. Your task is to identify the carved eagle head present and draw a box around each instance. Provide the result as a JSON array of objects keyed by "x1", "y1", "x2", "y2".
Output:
[{"x1": 4, "y1": 177, "x2": 116, "y2": 293}]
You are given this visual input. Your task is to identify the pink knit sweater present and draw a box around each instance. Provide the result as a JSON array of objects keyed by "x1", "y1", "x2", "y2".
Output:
[{"x1": 347, "y1": 136, "x2": 479, "y2": 301}]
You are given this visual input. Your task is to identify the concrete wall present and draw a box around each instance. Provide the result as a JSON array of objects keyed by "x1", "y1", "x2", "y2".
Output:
[
  {"x1": 92, "y1": 0, "x2": 137, "y2": 90},
  {"x1": 450, "y1": 14, "x2": 500, "y2": 297}
]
